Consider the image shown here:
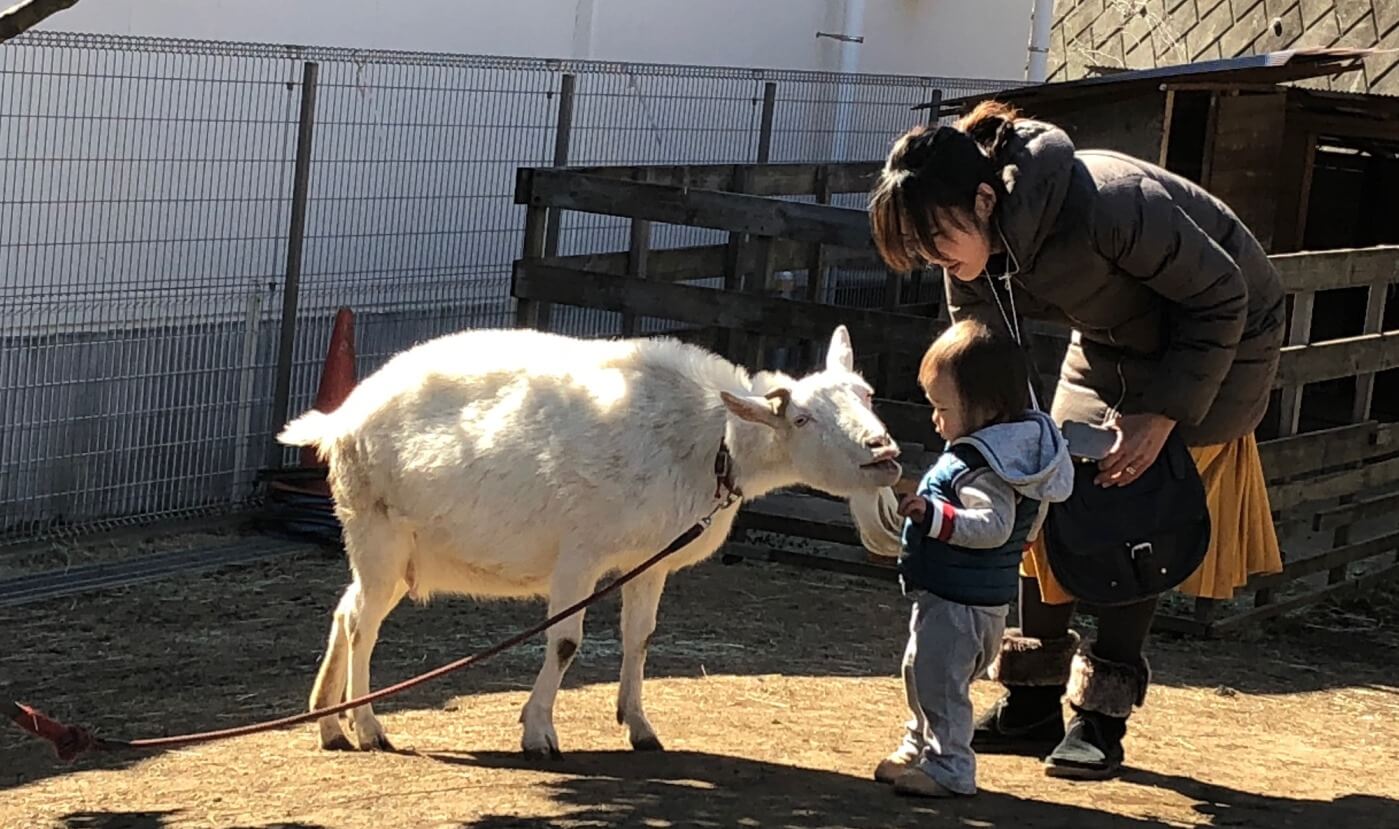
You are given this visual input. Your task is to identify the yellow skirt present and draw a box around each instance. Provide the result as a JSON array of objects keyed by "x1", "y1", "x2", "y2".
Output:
[{"x1": 1023, "y1": 432, "x2": 1284, "y2": 604}]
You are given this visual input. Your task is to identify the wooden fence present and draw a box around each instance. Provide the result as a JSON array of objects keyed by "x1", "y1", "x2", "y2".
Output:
[{"x1": 511, "y1": 161, "x2": 1399, "y2": 636}]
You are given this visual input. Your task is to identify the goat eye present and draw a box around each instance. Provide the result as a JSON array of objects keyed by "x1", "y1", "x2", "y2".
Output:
[{"x1": 793, "y1": 413, "x2": 811, "y2": 427}]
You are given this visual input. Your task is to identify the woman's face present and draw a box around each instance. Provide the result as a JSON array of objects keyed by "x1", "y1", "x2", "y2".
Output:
[{"x1": 915, "y1": 182, "x2": 998, "y2": 282}]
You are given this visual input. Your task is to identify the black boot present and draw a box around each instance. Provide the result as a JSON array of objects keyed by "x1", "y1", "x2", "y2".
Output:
[
  {"x1": 971, "y1": 628, "x2": 1080, "y2": 754},
  {"x1": 1044, "y1": 645, "x2": 1149, "y2": 780}
]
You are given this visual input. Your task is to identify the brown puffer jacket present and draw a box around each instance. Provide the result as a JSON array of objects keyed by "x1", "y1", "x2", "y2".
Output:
[{"x1": 946, "y1": 119, "x2": 1286, "y2": 447}]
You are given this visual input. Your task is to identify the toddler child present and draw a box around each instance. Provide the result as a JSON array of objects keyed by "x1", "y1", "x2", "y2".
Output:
[{"x1": 876, "y1": 319, "x2": 1073, "y2": 798}]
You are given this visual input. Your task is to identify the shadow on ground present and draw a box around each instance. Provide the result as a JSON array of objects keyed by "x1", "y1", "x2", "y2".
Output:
[
  {"x1": 57, "y1": 812, "x2": 323, "y2": 829},
  {"x1": 433, "y1": 749, "x2": 1399, "y2": 829},
  {"x1": 3, "y1": 550, "x2": 1395, "y2": 796}
]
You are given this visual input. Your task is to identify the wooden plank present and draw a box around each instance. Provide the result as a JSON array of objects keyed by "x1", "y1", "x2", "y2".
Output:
[
  {"x1": 513, "y1": 205, "x2": 550, "y2": 330},
  {"x1": 1270, "y1": 125, "x2": 1314, "y2": 253},
  {"x1": 873, "y1": 399, "x2": 938, "y2": 446},
  {"x1": 1352, "y1": 282, "x2": 1389, "y2": 421},
  {"x1": 1206, "y1": 92, "x2": 1286, "y2": 251},
  {"x1": 1276, "y1": 291, "x2": 1314, "y2": 434},
  {"x1": 736, "y1": 493, "x2": 860, "y2": 545},
  {"x1": 721, "y1": 541, "x2": 899, "y2": 582},
  {"x1": 549, "y1": 162, "x2": 880, "y2": 196},
  {"x1": 1248, "y1": 530, "x2": 1399, "y2": 591},
  {"x1": 517, "y1": 168, "x2": 873, "y2": 248},
  {"x1": 1267, "y1": 456, "x2": 1399, "y2": 512},
  {"x1": 1275, "y1": 330, "x2": 1399, "y2": 388},
  {"x1": 1211, "y1": 561, "x2": 1399, "y2": 635},
  {"x1": 511, "y1": 262, "x2": 940, "y2": 357},
  {"x1": 1329, "y1": 281, "x2": 1389, "y2": 583},
  {"x1": 1257, "y1": 422, "x2": 1385, "y2": 481},
  {"x1": 1289, "y1": 111, "x2": 1399, "y2": 144},
  {"x1": 621, "y1": 169, "x2": 652, "y2": 337},
  {"x1": 1269, "y1": 246, "x2": 1399, "y2": 293},
  {"x1": 1314, "y1": 489, "x2": 1399, "y2": 532},
  {"x1": 540, "y1": 242, "x2": 879, "y2": 283}
]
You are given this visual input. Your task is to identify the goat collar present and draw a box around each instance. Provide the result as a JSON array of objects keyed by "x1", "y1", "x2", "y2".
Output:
[{"x1": 714, "y1": 440, "x2": 743, "y2": 507}]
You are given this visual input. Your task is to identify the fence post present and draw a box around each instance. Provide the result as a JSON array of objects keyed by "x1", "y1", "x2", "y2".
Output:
[
  {"x1": 266, "y1": 60, "x2": 320, "y2": 470},
  {"x1": 531, "y1": 72, "x2": 577, "y2": 333},
  {"x1": 1327, "y1": 281, "x2": 1390, "y2": 584}
]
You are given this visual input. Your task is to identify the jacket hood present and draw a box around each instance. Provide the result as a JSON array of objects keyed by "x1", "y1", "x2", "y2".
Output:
[
  {"x1": 951, "y1": 409, "x2": 1074, "y2": 504},
  {"x1": 993, "y1": 120, "x2": 1078, "y2": 273}
]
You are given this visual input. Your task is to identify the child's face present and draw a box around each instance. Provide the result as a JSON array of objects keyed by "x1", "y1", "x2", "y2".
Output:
[{"x1": 924, "y1": 369, "x2": 971, "y2": 442}]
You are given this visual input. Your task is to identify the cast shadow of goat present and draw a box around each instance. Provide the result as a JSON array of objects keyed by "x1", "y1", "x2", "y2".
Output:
[{"x1": 427, "y1": 748, "x2": 1399, "y2": 828}]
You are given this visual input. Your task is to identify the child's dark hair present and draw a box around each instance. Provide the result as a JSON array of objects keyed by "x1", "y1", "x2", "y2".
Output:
[
  {"x1": 919, "y1": 319, "x2": 1030, "y2": 429},
  {"x1": 868, "y1": 101, "x2": 1022, "y2": 273}
]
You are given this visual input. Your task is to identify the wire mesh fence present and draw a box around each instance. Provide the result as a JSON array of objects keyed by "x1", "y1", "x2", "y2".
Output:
[{"x1": 0, "y1": 30, "x2": 1015, "y2": 544}]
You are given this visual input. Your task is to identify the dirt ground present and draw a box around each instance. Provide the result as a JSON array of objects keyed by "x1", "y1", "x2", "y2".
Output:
[{"x1": 2, "y1": 534, "x2": 1398, "y2": 829}]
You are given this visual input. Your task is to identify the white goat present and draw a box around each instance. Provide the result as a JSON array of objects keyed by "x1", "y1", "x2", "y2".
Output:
[{"x1": 277, "y1": 325, "x2": 902, "y2": 757}]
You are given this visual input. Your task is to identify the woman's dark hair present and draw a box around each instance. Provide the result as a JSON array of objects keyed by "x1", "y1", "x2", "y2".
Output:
[
  {"x1": 919, "y1": 318, "x2": 1031, "y2": 429},
  {"x1": 869, "y1": 100, "x2": 1021, "y2": 272}
]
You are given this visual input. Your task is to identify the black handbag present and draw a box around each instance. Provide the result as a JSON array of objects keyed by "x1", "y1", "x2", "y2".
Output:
[
  {"x1": 1041, "y1": 429, "x2": 1211, "y2": 606},
  {"x1": 973, "y1": 269, "x2": 1212, "y2": 606}
]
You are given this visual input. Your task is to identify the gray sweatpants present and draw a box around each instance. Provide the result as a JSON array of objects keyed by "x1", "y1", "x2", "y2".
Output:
[{"x1": 897, "y1": 591, "x2": 1009, "y2": 795}]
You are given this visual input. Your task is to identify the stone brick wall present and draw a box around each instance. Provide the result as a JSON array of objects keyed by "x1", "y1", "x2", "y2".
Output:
[{"x1": 1048, "y1": 0, "x2": 1399, "y2": 94}]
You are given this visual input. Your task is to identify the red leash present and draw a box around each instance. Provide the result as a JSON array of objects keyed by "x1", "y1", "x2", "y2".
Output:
[{"x1": 8, "y1": 500, "x2": 733, "y2": 763}]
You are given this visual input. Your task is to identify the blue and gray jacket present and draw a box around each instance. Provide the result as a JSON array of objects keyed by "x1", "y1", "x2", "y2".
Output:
[{"x1": 899, "y1": 410, "x2": 1074, "y2": 606}]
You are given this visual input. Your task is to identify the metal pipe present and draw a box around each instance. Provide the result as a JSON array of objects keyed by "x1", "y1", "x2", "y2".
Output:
[
  {"x1": 1027, "y1": 0, "x2": 1053, "y2": 82},
  {"x1": 267, "y1": 61, "x2": 319, "y2": 470},
  {"x1": 830, "y1": 0, "x2": 864, "y2": 162}
]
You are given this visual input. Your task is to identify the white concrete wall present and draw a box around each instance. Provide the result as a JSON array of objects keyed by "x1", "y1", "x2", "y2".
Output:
[{"x1": 35, "y1": 0, "x2": 1032, "y2": 80}]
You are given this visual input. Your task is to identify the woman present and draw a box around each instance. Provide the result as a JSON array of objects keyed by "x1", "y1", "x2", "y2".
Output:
[{"x1": 868, "y1": 102, "x2": 1286, "y2": 780}]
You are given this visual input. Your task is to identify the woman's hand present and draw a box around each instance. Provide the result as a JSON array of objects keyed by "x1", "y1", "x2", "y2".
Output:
[{"x1": 1096, "y1": 413, "x2": 1176, "y2": 487}]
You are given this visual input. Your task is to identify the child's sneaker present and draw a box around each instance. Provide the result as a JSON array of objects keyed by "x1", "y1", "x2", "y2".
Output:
[
  {"x1": 893, "y1": 768, "x2": 968, "y2": 798},
  {"x1": 872, "y1": 746, "x2": 920, "y2": 784}
]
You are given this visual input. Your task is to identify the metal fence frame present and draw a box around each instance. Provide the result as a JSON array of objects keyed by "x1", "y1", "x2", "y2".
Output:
[{"x1": 0, "y1": 30, "x2": 1019, "y2": 545}]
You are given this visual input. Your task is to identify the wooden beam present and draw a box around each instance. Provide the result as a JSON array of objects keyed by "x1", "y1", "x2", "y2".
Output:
[
  {"x1": 1270, "y1": 126, "x2": 1315, "y2": 253},
  {"x1": 1275, "y1": 330, "x2": 1399, "y2": 388},
  {"x1": 1257, "y1": 422, "x2": 1385, "y2": 481},
  {"x1": 516, "y1": 168, "x2": 873, "y2": 248},
  {"x1": 549, "y1": 162, "x2": 881, "y2": 196},
  {"x1": 541, "y1": 243, "x2": 880, "y2": 284},
  {"x1": 721, "y1": 540, "x2": 899, "y2": 582},
  {"x1": 1268, "y1": 456, "x2": 1399, "y2": 512},
  {"x1": 1211, "y1": 561, "x2": 1399, "y2": 634},
  {"x1": 511, "y1": 262, "x2": 939, "y2": 356},
  {"x1": 1247, "y1": 530, "x2": 1399, "y2": 591},
  {"x1": 1289, "y1": 111, "x2": 1399, "y2": 144},
  {"x1": 1314, "y1": 490, "x2": 1399, "y2": 532},
  {"x1": 1270, "y1": 246, "x2": 1399, "y2": 293}
]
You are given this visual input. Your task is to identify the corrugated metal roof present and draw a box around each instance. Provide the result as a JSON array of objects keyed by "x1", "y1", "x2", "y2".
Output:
[{"x1": 925, "y1": 48, "x2": 1381, "y2": 113}]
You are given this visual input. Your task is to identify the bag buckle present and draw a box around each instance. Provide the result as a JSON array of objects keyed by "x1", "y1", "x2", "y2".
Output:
[{"x1": 1129, "y1": 542, "x2": 1153, "y2": 560}]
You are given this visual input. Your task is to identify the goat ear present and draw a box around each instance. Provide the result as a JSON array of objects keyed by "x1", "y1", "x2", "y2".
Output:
[
  {"x1": 764, "y1": 387, "x2": 791, "y2": 418},
  {"x1": 721, "y1": 390, "x2": 786, "y2": 428},
  {"x1": 826, "y1": 325, "x2": 854, "y2": 373}
]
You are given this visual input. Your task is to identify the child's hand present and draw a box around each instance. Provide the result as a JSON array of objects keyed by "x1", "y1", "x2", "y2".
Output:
[{"x1": 898, "y1": 494, "x2": 930, "y2": 524}]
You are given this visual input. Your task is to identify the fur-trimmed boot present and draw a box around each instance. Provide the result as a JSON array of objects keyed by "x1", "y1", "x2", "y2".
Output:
[
  {"x1": 972, "y1": 628, "x2": 1081, "y2": 754},
  {"x1": 1043, "y1": 644, "x2": 1150, "y2": 780}
]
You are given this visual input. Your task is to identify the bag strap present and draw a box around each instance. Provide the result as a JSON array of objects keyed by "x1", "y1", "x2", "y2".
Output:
[{"x1": 979, "y1": 266, "x2": 1043, "y2": 414}]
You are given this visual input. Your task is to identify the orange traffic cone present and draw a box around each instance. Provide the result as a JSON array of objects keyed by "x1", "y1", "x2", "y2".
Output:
[{"x1": 299, "y1": 307, "x2": 357, "y2": 471}]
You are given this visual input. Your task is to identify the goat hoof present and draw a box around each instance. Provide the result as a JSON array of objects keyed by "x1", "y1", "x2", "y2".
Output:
[
  {"x1": 523, "y1": 730, "x2": 563, "y2": 762},
  {"x1": 321, "y1": 734, "x2": 356, "y2": 752},
  {"x1": 523, "y1": 744, "x2": 564, "y2": 762},
  {"x1": 631, "y1": 736, "x2": 665, "y2": 752},
  {"x1": 365, "y1": 735, "x2": 396, "y2": 752}
]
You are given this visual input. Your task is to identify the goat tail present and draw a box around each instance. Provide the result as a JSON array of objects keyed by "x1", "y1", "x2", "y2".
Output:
[{"x1": 277, "y1": 409, "x2": 339, "y2": 449}]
